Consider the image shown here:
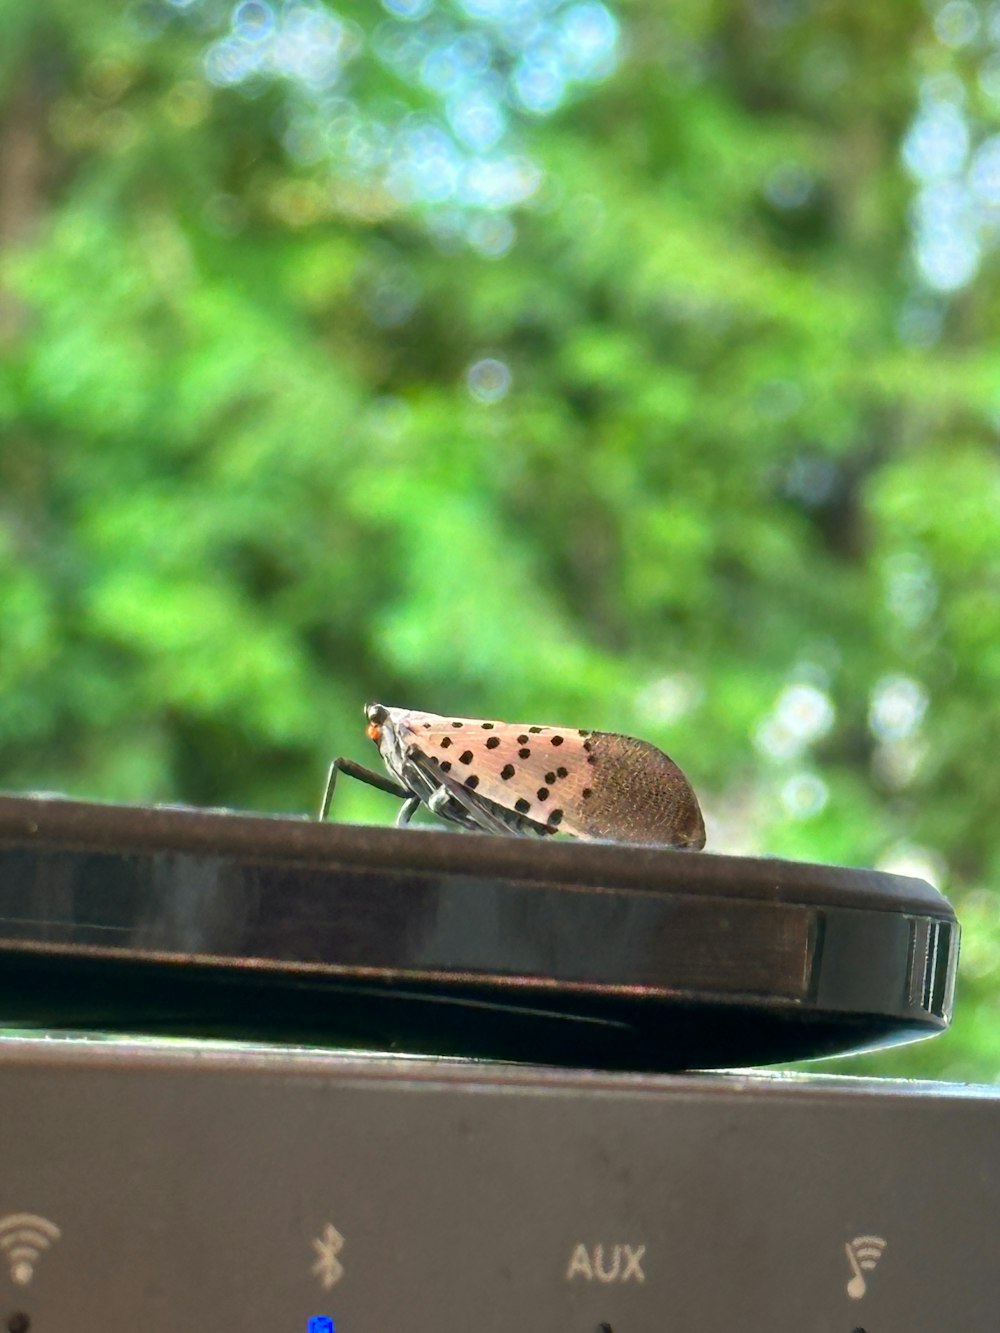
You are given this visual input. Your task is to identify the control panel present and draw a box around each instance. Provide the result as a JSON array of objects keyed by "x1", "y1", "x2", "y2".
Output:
[{"x1": 0, "y1": 1036, "x2": 997, "y2": 1332}]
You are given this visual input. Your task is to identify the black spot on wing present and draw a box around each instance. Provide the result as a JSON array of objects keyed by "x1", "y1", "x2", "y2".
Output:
[
  {"x1": 459, "y1": 750, "x2": 473, "y2": 764},
  {"x1": 465, "y1": 775, "x2": 479, "y2": 789},
  {"x1": 518, "y1": 747, "x2": 531, "y2": 758},
  {"x1": 486, "y1": 736, "x2": 500, "y2": 749},
  {"x1": 550, "y1": 735, "x2": 564, "y2": 746},
  {"x1": 440, "y1": 736, "x2": 452, "y2": 749},
  {"x1": 501, "y1": 764, "x2": 515, "y2": 780},
  {"x1": 514, "y1": 797, "x2": 531, "y2": 814}
]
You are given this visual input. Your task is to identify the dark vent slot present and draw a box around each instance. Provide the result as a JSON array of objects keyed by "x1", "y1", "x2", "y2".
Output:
[{"x1": 908, "y1": 917, "x2": 957, "y2": 1019}]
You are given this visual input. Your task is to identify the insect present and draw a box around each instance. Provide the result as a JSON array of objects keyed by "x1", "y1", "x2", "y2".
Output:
[{"x1": 319, "y1": 703, "x2": 706, "y2": 849}]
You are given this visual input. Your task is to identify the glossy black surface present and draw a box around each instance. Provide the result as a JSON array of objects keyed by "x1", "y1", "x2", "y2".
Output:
[{"x1": 0, "y1": 794, "x2": 958, "y2": 1069}]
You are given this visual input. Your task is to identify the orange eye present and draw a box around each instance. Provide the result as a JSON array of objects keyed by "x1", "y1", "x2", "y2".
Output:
[{"x1": 367, "y1": 721, "x2": 382, "y2": 743}]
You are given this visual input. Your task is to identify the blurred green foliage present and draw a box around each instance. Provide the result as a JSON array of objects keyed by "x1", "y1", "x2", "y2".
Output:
[{"x1": 1, "y1": 0, "x2": 999, "y2": 1080}]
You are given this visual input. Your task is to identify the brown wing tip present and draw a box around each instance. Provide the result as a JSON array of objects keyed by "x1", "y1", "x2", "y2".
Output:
[{"x1": 584, "y1": 732, "x2": 707, "y2": 849}]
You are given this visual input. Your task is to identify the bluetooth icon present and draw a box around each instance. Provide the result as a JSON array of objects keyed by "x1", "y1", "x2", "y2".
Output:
[{"x1": 311, "y1": 1223, "x2": 345, "y2": 1290}]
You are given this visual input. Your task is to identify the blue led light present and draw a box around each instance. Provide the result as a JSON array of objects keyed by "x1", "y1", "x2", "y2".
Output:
[{"x1": 308, "y1": 1318, "x2": 335, "y2": 1333}]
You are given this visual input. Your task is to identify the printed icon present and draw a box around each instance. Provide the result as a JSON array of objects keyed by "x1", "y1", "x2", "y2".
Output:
[
  {"x1": 308, "y1": 1318, "x2": 335, "y2": 1333},
  {"x1": 0, "y1": 1214, "x2": 61, "y2": 1287},
  {"x1": 845, "y1": 1235, "x2": 887, "y2": 1300},
  {"x1": 311, "y1": 1223, "x2": 345, "y2": 1290}
]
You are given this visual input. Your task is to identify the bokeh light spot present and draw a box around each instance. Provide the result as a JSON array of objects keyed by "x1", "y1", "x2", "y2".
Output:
[
  {"x1": 233, "y1": 0, "x2": 275, "y2": 41},
  {"x1": 902, "y1": 99, "x2": 969, "y2": 183},
  {"x1": 764, "y1": 161, "x2": 813, "y2": 211},
  {"x1": 466, "y1": 357, "x2": 512, "y2": 402},
  {"x1": 382, "y1": 0, "x2": 434, "y2": 18},
  {"x1": 876, "y1": 842, "x2": 947, "y2": 889},
  {"x1": 868, "y1": 675, "x2": 928, "y2": 742},
  {"x1": 635, "y1": 674, "x2": 704, "y2": 725},
  {"x1": 934, "y1": 0, "x2": 979, "y2": 49},
  {"x1": 780, "y1": 771, "x2": 829, "y2": 820}
]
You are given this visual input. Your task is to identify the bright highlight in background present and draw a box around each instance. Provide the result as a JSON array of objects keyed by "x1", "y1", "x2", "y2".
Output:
[{"x1": 187, "y1": 0, "x2": 620, "y2": 237}]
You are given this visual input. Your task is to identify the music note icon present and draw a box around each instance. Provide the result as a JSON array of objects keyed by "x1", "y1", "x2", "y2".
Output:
[{"x1": 845, "y1": 1236, "x2": 887, "y2": 1300}]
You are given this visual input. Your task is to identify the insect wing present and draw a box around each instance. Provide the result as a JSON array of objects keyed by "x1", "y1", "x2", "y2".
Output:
[
  {"x1": 403, "y1": 714, "x2": 597, "y2": 835},
  {"x1": 382, "y1": 711, "x2": 515, "y2": 834},
  {"x1": 427, "y1": 765, "x2": 521, "y2": 835}
]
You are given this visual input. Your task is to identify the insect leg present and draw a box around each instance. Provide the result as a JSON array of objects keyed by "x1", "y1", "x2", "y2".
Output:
[
  {"x1": 396, "y1": 747, "x2": 507, "y2": 835},
  {"x1": 318, "y1": 757, "x2": 410, "y2": 822},
  {"x1": 395, "y1": 797, "x2": 422, "y2": 828},
  {"x1": 422, "y1": 776, "x2": 514, "y2": 835}
]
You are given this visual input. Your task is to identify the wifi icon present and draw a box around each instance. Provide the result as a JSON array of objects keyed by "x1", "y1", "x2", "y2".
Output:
[
  {"x1": 845, "y1": 1234, "x2": 886, "y2": 1300},
  {"x1": 0, "y1": 1214, "x2": 61, "y2": 1287}
]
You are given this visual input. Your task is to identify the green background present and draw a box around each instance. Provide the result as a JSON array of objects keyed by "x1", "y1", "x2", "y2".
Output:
[{"x1": 1, "y1": 0, "x2": 998, "y2": 1079}]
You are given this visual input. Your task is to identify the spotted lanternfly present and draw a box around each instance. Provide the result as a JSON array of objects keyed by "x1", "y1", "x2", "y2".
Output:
[{"x1": 319, "y1": 703, "x2": 705, "y2": 849}]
